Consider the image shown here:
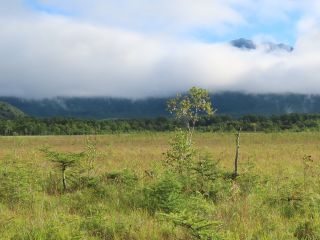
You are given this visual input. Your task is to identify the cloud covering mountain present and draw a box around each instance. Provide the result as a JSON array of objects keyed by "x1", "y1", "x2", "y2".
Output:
[
  {"x1": 1, "y1": 1, "x2": 320, "y2": 98},
  {"x1": 231, "y1": 38, "x2": 293, "y2": 52}
]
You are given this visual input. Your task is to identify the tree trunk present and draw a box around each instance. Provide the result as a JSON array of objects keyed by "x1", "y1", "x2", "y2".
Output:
[{"x1": 62, "y1": 166, "x2": 67, "y2": 192}]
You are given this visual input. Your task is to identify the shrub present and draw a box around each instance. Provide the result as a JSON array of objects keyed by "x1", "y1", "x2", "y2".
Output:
[
  {"x1": 190, "y1": 154, "x2": 230, "y2": 202},
  {"x1": 164, "y1": 129, "x2": 195, "y2": 175},
  {"x1": 160, "y1": 194, "x2": 221, "y2": 240},
  {"x1": 143, "y1": 174, "x2": 183, "y2": 214}
]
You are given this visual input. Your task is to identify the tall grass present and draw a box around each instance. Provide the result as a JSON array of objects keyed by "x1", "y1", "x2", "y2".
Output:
[{"x1": 0, "y1": 132, "x2": 320, "y2": 239}]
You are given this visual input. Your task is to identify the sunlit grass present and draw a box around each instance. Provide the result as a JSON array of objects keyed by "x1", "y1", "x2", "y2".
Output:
[{"x1": 1, "y1": 132, "x2": 320, "y2": 239}]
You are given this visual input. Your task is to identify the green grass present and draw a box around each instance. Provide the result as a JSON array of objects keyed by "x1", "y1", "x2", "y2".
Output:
[{"x1": 1, "y1": 132, "x2": 320, "y2": 239}]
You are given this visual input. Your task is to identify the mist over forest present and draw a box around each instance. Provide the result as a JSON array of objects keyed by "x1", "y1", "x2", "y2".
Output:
[{"x1": 1, "y1": 92, "x2": 320, "y2": 119}]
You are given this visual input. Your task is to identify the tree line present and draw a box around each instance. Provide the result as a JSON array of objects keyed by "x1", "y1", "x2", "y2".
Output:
[{"x1": 1, "y1": 113, "x2": 320, "y2": 135}]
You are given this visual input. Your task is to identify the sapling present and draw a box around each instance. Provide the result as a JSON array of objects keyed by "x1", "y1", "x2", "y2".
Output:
[
  {"x1": 164, "y1": 129, "x2": 195, "y2": 174},
  {"x1": 41, "y1": 148, "x2": 85, "y2": 192},
  {"x1": 167, "y1": 86, "x2": 214, "y2": 143},
  {"x1": 165, "y1": 87, "x2": 214, "y2": 176}
]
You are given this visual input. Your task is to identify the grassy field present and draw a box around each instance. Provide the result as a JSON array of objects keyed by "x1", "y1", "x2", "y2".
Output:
[{"x1": 1, "y1": 132, "x2": 320, "y2": 239}]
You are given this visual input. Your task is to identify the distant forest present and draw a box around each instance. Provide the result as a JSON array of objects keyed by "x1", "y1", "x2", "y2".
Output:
[
  {"x1": 1, "y1": 114, "x2": 320, "y2": 135},
  {"x1": 2, "y1": 92, "x2": 320, "y2": 119}
]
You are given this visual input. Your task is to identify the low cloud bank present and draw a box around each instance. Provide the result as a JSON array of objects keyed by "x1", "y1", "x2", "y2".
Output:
[{"x1": 1, "y1": 1, "x2": 320, "y2": 98}]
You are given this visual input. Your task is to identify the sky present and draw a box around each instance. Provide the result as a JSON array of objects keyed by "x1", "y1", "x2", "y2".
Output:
[{"x1": 1, "y1": 0, "x2": 320, "y2": 98}]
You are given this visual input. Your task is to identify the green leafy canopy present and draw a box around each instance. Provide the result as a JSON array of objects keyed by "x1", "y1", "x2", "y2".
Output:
[{"x1": 167, "y1": 87, "x2": 214, "y2": 130}]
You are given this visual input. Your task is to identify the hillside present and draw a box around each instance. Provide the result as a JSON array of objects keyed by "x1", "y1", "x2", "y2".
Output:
[
  {"x1": 1, "y1": 92, "x2": 320, "y2": 119},
  {"x1": 0, "y1": 101, "x2": 25, "y2": 119}
]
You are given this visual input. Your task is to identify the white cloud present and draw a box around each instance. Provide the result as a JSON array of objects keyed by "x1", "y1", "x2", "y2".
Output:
[
  {"x1": 0, "y1": 0, "x2": 27, "y2": 15},
  {"x1": 1, "y1": 1, "x2": 320, "y2": 98},
  {"x1": 28, "y1": 0, "x2": 249, "y2": 39},
  {"x1": 31, "y1": 0, "x2": 307, "y2": 34}
]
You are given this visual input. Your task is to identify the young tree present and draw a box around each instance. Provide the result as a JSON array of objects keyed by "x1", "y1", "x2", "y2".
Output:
[
  {"x1": 41, "y1": 148, "x2": 85, "y2": 192},
  {"x1": 164, "y1": 129, "x2": 195, "y2": 174},
  {"x1": 164, "y1": 87, "x2": 214, "y2": 176},
  {"x1": 167, "y1": 87, "x2": 214, "y2": 143}
]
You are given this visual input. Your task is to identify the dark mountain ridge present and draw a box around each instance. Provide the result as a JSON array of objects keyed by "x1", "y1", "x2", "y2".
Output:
[{"x1": 1, "y1": 92, "x2": 320, "y2": 119}]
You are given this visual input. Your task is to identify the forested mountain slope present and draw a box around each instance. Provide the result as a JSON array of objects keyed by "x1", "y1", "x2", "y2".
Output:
[
  {"x1": 1, "y1": 92, "x2": 319, "y2": 119},
  {"x1": 0, "y1": 101, "x2": 25, "y2": 119}
]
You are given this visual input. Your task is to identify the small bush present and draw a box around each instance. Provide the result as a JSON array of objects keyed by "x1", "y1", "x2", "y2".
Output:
[
  {"x1": 160, "y1": 194, "x2": 221, "y2": 240},
  {"x1": 143, "y1": 174, "x2": 183, "y2": 214},
  {"x1": 190, "y1": 154, "x2": 231, "y2": 202},
  {"x1": 164, "y1": 129, "x2": 195, "y2": 175}
]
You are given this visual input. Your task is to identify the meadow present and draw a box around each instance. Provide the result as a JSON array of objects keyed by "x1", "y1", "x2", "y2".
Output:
[{"x1": 1, "y1": 132, "x2": 320, "y2": 239}]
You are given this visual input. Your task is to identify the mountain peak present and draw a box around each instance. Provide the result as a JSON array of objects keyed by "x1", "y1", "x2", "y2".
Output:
[
  {"x1": 230, "y1": 38, "x2": 293, "y2": 52},
  {"x1": 230, "y1": 38, "x2": 256, "y2": 50}
]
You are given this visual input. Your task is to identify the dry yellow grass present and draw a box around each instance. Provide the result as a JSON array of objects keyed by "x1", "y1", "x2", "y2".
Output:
[
  {"x1": 1, "y1": 132, "x2": 320, "y2": 239},
  {"x1": 1, "y1": 132, "x2": 319, "y2": 174}
]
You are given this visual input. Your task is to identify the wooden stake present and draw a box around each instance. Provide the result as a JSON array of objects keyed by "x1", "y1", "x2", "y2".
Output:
[{"x1": 233, "y1": 128, "x2": 241, "y2": 179}]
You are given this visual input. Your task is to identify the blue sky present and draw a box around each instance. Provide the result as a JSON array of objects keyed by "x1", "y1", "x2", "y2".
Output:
[
  {"x1": 25, "y1": 0, "x2": 74, "y2": 16},
  {"x1": 1, "y1": 0, "x2": 320, "y2": 98},
  {"x1": 24, "y1": 0, "x2": 303, "y2": 45}
]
